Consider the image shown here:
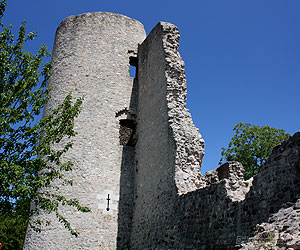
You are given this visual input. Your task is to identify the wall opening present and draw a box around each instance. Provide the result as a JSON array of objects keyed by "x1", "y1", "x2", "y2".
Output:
[
  {"x1": 129, "y1": 56, "x2": 138, "y2": 78},
  {"x1": 129, "y1": 65, "x2": 136, "y2": 78},
  {"x1": 119, "y1": 119, "x2": 136, "y2": 146}
]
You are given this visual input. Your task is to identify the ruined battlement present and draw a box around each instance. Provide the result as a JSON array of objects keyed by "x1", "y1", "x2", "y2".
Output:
[{"x1": 23, "y1": 12, "x2": 300, "y2": 250}]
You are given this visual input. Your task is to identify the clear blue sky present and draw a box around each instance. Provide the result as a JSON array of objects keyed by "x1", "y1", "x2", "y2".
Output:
[{"x1": 4, "y1": 0, "x2": 300, "y2": 173}]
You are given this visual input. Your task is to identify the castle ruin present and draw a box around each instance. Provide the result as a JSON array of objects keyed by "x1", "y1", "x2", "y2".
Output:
[{"x1": 23, "y1": 12, "x2": 300, "y2": 250}]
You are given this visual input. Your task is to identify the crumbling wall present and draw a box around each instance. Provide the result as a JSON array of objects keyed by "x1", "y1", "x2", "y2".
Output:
[
  {"x1": 174, "y1": 162, "x2": 251, "y2": 250},
  {"x1": 23, "y1": 12, "x2": 300, "y2": 250},
  {"x1": 129, "y1": 20, "x2": 299, "y2": 250},
  {"x1": 172, "y1": 132, "x2": 300, "y2": 250},
  {"x1": 130, "y1": 22, "x2": 178, "y2": 250},
  {"x1": 130, "y1": 22, "x2": 205, "y2": 249},
  {"x1": 163, "y1": 23, "x2": 205, "y2": 194},
  {"x1": 241, "y1": 199, "x2": 300, "y2": 250},
  {"x1": 240, "y1": 131, "x2": 300, "y2": 248}
]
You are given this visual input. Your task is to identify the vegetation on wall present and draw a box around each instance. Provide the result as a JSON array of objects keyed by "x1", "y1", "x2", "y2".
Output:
[
  {"x1": 0, "y1": 0, "x2": 89, "y2": 248},
  {"x1": 219, "y1": 122, "x2": 290, "y2": 179}
]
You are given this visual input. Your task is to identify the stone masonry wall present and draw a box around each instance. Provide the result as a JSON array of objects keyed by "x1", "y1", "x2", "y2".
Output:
[
  {"x1": 172, "y1": 132, "x2": 300, "y2": 250},
  {"x1": 173, "y1": 162, "x2": 251, "y2": 250},
  {"x1": 130, "y1": 22, "x2": 179, "y2": 249},
  {"x1": 241, "y1": 198, "x2": 300, "y2": 250},
  {"x1": 128, "y1": 19, "x2": 299, "y2": 250},
  {"x1": 240, "y1": 131, "x2": 300, "y2": 249},
  {"x1": 23, "y1": 12, "x2": 300, "y2": 250},
  {"x1": 163, "y1": 23, "x2": 205, "y2": 194},
  {"x1": 23, "y1": 12, "x2": 145, "y2": 250},
  {"x1": 130, "y1": 22, "x2": 205, "y2": 249}
]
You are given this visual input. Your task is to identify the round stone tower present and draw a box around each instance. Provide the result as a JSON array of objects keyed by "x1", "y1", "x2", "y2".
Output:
[{"x1": 23, "y1": 12, "x2": 146, "y2": 250}]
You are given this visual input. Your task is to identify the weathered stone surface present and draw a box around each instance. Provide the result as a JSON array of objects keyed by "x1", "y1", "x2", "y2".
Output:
[
  {"x1": 240, "y1": 132, "x2": 300, "y2": 239},
  {"x1": 198, "y1": 161, "x2": 252, "y2": 201},
  {"x1": 162, "y1": 22, "x2": 205, "y2": 194},
  {"x1": 171, "y1": 133, "x2": 300, "y2": 250},
  {"x1": 23, "y1": 12, "x2": 300, "y2": 250},
  {"x1": 241, "y1": 199, "x2": 300, "y2": 250},
  {"x1": 23, "y1": 12, "x2": 145, "y2": 250},
  {"x1": 130, "y1": 21, "x2": 205, "y2": 250}
]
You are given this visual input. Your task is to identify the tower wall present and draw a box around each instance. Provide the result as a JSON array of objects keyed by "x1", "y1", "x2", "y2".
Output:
[
  {"x1": 23, "y1": 12, "x2": 300, "y2": 250},
  {"x1": 23, "y1": 12, "x2": 145, "y2": 250}
]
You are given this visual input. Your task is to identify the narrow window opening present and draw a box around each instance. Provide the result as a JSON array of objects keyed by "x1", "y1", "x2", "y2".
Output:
[
  {"x1": 129, "y1": 56, "x2": 138, "y2": 67},
  {"x1": 129, "y1": 65, "x2": 136, "y2": 78},
  {"x1": 129, "y1": 56, "x2": 138, "y2": 78},
  {"x1": 119, "y1": 119, "x2": 136, "y2": 146}
]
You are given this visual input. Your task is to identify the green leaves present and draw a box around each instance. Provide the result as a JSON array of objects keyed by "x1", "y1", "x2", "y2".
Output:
[
  {"x1": 0, "y1": 0, "x2": 89, "y2": 245},
  {"x1": 0, "y1": 209, "x2": 29, "y2": 250},
  {"x1": 219, "y1": 123, "x2": 290, "y2": 179}
]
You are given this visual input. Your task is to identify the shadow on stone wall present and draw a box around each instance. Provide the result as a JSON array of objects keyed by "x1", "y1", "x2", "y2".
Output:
[
  {"x1": 117, "y1": 77, "x2": 138, "y2": 249},
  {"x1": 174, "y1": 132, "x2": 300, "y2": 250},
  {"x1": 117, "y1": 146, "x2": 136, "y2": 249}
]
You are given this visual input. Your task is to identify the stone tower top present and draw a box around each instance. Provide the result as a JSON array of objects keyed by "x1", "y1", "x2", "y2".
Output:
[{"x1": 24, "y1": 12, "x2": 146, "y2": 250}]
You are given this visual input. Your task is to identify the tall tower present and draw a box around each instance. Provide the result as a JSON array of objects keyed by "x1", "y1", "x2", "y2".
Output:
[
  {"x1": 23, "y1": 10, "x2": 300, "y2": 250},
  {"x1": 23, "y1": 12, "x2": 146, "y2": 250}
]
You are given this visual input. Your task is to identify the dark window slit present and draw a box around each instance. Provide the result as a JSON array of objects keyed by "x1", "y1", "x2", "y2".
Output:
[{"x1": 119, "y1": 119, "x2": 136, "y2": 146}]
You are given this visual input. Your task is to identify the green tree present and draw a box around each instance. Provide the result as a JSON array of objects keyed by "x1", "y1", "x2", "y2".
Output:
[
  {"x1": 219, "y1": 123, "x2": 290, "y2": 179},
  {"x1": 0, "y1": 0, "x2": 89, "y2": 248},
  {"x1": 0, "y1": 208, "x2": 28, "y2": 250}
]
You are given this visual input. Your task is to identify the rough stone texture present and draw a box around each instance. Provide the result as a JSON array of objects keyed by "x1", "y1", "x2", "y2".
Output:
[
  {"x1": 130, "y1": 22, "x2": 179, "y2": 249},
  {"x1": 23, "y1": 12, "x2": 145, "y2": 250},
  {"x1": 23, "y1": 12, "x2": 300, "y2": 250},
  {"x1": 173, "y1": 162, "x2": 251, "y2": 250},
  {"x1": 129, "y1": 22, "x2": 205, "y2": 250},
  {"x1": 201, "y1": 161, "x2": 253, "y2": 201},
  {"x1": 240, "y1": 131, "x2": 300, "y2": 239},
  {"x1": 173, "y1": 132, "x2": 300, "y2": 250},
  {"x1": 241, "y1": 199, "x2": 300, "y2": 250},
  {"x1": 163, "y1": 23, "x2": 205, "y2": 194}
]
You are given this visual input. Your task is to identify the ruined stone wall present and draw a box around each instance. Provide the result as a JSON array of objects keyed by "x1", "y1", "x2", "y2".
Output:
[
  {"x1": 128, "y1": 19, "x2": 299, "y2": 250},
  {"x1": 173, "y1": 162, "x2": 250, "y2": 250},
  {"x1": 240, "y1": 132, "x2": 300, "y2": 249},
  {"x1": 23, "y1": 12, "x2": 300, "y2": 250},
  {"x1": 163, "y1": 24, "x2": 205, "y2": 194},
  {"x1": 130, "y1": 22, "x2": 205, "y2": 249},
  {"x1": 241, "y1": 198, "x2": 300, "y2": 250},
  {"x1": 172, "y1": 133, "x2": 300, "y2": 250},
  {"x1": 129, "y1": 22, "x2": 179, "y2": 249},
  {"x1": 23, "y1": 12, "x2": 146, "y2": 250}
]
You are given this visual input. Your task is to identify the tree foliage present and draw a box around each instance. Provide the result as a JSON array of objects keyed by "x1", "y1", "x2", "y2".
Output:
[
  {"x1": 0, "y1": 0, "x2": 89, "y2": 248},
  {"x1": 0, "y1": 208, "x2": 28, "y2": 250},
  {"x1": 219, "y1": 123, "x2": 290, "y2": 179}
]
